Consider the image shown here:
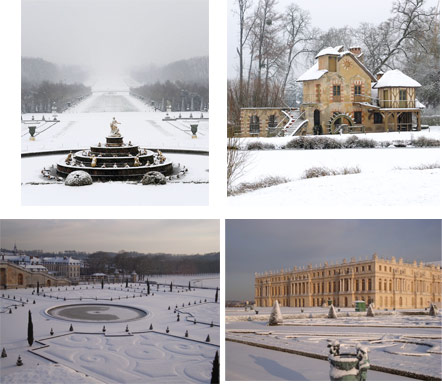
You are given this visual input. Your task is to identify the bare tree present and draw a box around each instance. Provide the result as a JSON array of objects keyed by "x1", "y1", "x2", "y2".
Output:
[
  {"x1": 235, "y1": 0, "x2": 257, "y2": 107},
  {"x1": 227, "y1": 137, "x2": 249, "y2": 194},
  {"x1": 280, "y1": 3, "x2": 313, "y2": 98}
]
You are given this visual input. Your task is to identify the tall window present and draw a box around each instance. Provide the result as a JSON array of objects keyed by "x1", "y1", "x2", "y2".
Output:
[
  {"x1": 268, "y1": 114, "x2": 277, "y2": 128},
  {"x1": 333, "y1": 85, "x2": 341, "y2": 102},
  {"x1": 354, "y1": 85, "x2": 361, "y2": 95},
  {"x1": 374, "y1": 113, "x2": 383, "y2": 124},
  {"x1": 249, "y1": 115, "x2": 260, "y2": 134},
  {"x1": 329, "y1": 57, "x2": 337, "y2": 72},
  {"x1": 399, "y1": 89, "x2": 407, "y2": 107},
  {"x1": 354, "y1": 111, "x2": 362, "y2": 124}
]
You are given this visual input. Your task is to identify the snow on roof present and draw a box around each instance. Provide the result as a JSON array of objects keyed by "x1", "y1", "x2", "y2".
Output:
[
  {"x1": 315, "y1": 46, "x2": 341, "y2": 58},
  {"x1": 42, "y1": 256, "x2": 80, "y2": 264},
  {"x1": 297, "y1": 62, "x2": 328, "y2": 82},
  {"x1": 415, "y1": 99, "x2": 426, "y2": 109},
  {"x1": 373, "y1": 69, "x2": 421, "y2": 88}
]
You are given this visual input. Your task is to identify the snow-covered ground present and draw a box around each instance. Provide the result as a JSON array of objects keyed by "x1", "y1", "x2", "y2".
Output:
[
  {"x1": 1, "y1": 275, "x2": 219, "y2": 384},
  {"x1": 226, "y1": 306, "x2": 442, "y2": 380},
  {"x1": 21, "y1": 153, "x2": 208, "y2": 206},
  {"x1": 21, "y1": 85, "x2": 209, "y2": 206},
  {"x1": 228, "y1": 129, "x2": 440, "y2": 206}
]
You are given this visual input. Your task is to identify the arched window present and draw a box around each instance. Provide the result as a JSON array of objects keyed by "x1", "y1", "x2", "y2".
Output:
[
  {"x1": 267, "y1": 114, "x2": 277, "y2": 129},
  {"x1": 249, "y1": 115, "x2": 260, "y2": 134},
  {"x1": 368, "y1": 279, "x2": 372, "y2": 291},
  {"x1": 362, "y1": 279, "x2": 366, "y2": 291}
]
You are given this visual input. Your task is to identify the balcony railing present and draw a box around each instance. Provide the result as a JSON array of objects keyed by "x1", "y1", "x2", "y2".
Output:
[{"x1": 300, "y1": 93, "x2": 418, "y2": 109}]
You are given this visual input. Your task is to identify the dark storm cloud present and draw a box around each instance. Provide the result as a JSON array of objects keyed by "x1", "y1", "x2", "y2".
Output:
[
  {"x1": 22, "y1": 0, "x2": 208, "y2": 73},
  {"x1": 0, "y1": 220, "x2": 219, "y2": 254},
  {"x1": 226, "y1": 220, "x2": 441, "y2": 301}
]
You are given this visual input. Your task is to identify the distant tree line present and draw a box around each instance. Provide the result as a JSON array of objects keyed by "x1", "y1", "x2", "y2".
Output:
[
  {"x1": 131, "y1": 56, "x2": 208, "y2": 86},
  {"x1": 21, "y1": 57, "x2": 91, "y2": 113},
  {"x1": 85, "y1": 251, "x2": 220, "y2": 276},
  {"x1": 130, "y1": 80, "x2": 209, "y2": 112},
  {"x1": 22, "y1": 81, "x2": 91, "y2": 113},
  {"x1": 229, "y1": 0, "x2": 439, "y2": 131}
]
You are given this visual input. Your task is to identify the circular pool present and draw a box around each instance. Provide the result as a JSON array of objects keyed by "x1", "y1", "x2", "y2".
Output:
[{"x1": 47, "y1": 304, "x2": 148, "y2": 323}]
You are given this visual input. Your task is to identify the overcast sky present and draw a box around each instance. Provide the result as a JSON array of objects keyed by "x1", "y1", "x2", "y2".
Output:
[
  {"x1": 227, "y1": 0, "x2": 440, "y2": 78},
  {"x1": 1, "y1": 220, "x2": 219, "y2": 254},
  {"x1": 226, "y1": 220, "x2": 442, "y2": 301},
  {"x1": 22, "y1": 0, "x2": 208, "y2": 74}
]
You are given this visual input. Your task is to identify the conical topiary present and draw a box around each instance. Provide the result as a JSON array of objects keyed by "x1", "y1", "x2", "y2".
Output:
[
  {"x1": 206, "y1": 334, "x2": 211, "y2": 342},
  {"x1": 210, "y1": 321, "x2": 213, "y2": 327},
  {"x1": 166, "y1": 326, "x2": 169, "y2": 333},
  {"x1": 69, "y1": 324, "x2": 73, "y2": 332},
  {"x1": 102, "y1": 326, "x2": 106, "y2": 332},
  {"x1": 125, "y1": 325, "x2": 129, "y2": 332},
  {"x1": 328, "y1": 304, "x2": 338, "y2": 319},
  {"x1": 185, "y1": 330, "x2": 188, "y2": 337},
  {"x1": 27, "y1": 311, "x2": 34, "y2": 346},
  {"x1": 149, "y1": 323, "x2": 153, "y2": 330},
  {"x1": 269, "y1": 300, "x2": 283, "y2": 325},
  {"x1": 16, "y1": 355, "x2": 23, "y2": 366},
  {"x1": 210, "y1": 350, "x2": 219, "y2": 383},
  {"x1": 177, "y1": 314, "x2": 180, "y2": 321},
  {"x1": 1, "y1": 347, "x2": 7, "y2": 358},
  {"x1": 50, "y1": 328, "x2": 54, "y2": 336}
]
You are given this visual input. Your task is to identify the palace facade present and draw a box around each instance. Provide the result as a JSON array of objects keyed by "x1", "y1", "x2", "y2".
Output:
[{"x1": 254, "y1": 254, "x2": 441, "y2": 309}]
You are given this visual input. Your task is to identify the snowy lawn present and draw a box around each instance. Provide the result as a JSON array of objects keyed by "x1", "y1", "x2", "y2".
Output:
[
  {"x1": 21, "y1": 153, "x2": 208, "y2": 206},
  {"x1": 226, "y1": 341, "x2": 416, "y2": 381},
  {"x1": 228, "y1": 147, "x2": 439, "y2": 206},
  {"x1": 226, "y1": 306, "x2": 441, "y2": 380},
  {"x1": 1, "y1": 275, "x2": 219, "y2": 384}
]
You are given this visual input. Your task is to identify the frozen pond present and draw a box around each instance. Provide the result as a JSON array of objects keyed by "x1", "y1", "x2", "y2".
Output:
[{"x1": 47, "y1": 304, "x2": 147, "y2": 322}]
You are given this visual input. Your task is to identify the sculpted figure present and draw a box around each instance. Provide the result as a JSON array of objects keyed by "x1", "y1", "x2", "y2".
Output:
[
  {"x1": 91, "y1": 156, "x2": 97, "y2": 167},
  {"x1": 134, "y1": 155, "x2": 141, "y2": 167},
  {"x1": 65, "y1": 152, "x2": 72, "y2": 163},
  {"x1": 110, "y1": 117, "x2": 121, "y2": 137}
]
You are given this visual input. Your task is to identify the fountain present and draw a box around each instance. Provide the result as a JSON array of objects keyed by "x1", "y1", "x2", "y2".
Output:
[{"x1": 56, "y1": 118, "x2": 174, "y2": 181}]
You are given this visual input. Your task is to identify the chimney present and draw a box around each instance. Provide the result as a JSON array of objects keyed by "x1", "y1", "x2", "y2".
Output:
[
  {"x1": 349, "y1": 46, "x2": 362, "y2": 57},
  {"x1": 376, "y1": 71, "x2": 384, "y2": 81}
]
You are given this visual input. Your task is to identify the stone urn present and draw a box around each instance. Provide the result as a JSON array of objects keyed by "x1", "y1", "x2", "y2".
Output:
[
  {"x1": 29, "y1": 126, "x2": 36, "y2": 141},
  {"x1": 190, "y1": 123, "x2": 198, "y2": 138},
  {"x1": 328, "y1": 342, "x2": 369, "y2": 381}
]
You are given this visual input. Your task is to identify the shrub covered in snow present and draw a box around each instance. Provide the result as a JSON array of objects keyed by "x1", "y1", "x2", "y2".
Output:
[
  {"x1": 286, "y1": 136, "x2": 342, "y2": 150},
  {"x1": 141, "y1": 171, "x2": 166, "y2": 185},
  {"x1": 65, "y1": 171, "x2": 92, "y2": 186},
  {"x1": 246, "y1": 141, "x2": 276, "y2": 150},
  {"x1": 411, "y1": 136, "x2": 440, "y2": 147},
  {"x1": 302, "y1": 166, "x2": 361, "y2": 179},
  {"x1": 343, "y1": 136, "x2": 376, "y2": 148},
  {"x1": 269, "y1": 300, "x2": 283, "y2": 325},
  {"x1": 231, "y1": 176, "x2": 291, "y2": 196}
]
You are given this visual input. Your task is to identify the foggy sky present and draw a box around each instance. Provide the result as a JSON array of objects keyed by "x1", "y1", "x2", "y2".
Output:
[
  {"x1": 22, "y1": 0, "x2": 208, "y2": 74},
  {"x1": 227, "y1": 0, "x2": 440, "y2": 78},
  {"x1": 0, "y1": 220, "x2": 219, "y2": 254},
  {"x1": 226, "y1": 220, "x2": 442, "y2": 301}
]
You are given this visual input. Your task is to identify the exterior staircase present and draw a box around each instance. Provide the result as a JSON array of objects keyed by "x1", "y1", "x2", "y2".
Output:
[{"x1": 282, "y1": 109, "x2": 308, "y2": 136}]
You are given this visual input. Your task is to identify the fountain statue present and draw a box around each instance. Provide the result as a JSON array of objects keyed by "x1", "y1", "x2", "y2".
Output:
[{"x1": 109, "y1": 117, "x2": 121, "y2": 137}]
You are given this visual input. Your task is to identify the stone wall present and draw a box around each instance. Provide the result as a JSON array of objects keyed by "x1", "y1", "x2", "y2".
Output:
[
  {"x1": 0, "y1": 262, "x2": 70, "y2": 289},
  {"x1": 239, "y1": 108, "x2": 287, "y2": 137}
]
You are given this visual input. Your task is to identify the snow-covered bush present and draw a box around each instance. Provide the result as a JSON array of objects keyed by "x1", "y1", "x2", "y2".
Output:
[
  {"x1": 268, "y1": 300, "x2": 283, "y2": 326},
  {"x1": 230, "y1": 176, "x2": 291, "y2": 196},
  {"x1": 411, "y1": 137, "x2": 440, "y2": 147},
  {"x1": 141, "y1": 171, "x2": 166, "y2": 185},
  {"x1": 302, "y1": 166, "x2": 361, "y2": 179},
  {"x1": 246, "y1": 141, "x2": 275, "y2": 150},
  {"x1": 286, "y1": 136, "x2": 342, "y2": 150},
  {"x1": 65, "y1": 171, "x2": 92, "y2": 186},
  {"x1": 343, "y1": 136, "x2": 376, "y2": 148}
]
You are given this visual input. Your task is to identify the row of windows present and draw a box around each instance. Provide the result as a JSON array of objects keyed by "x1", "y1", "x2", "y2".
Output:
[{"x1": 249, "y1": 115, "x2": 277, "y2": 133}]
